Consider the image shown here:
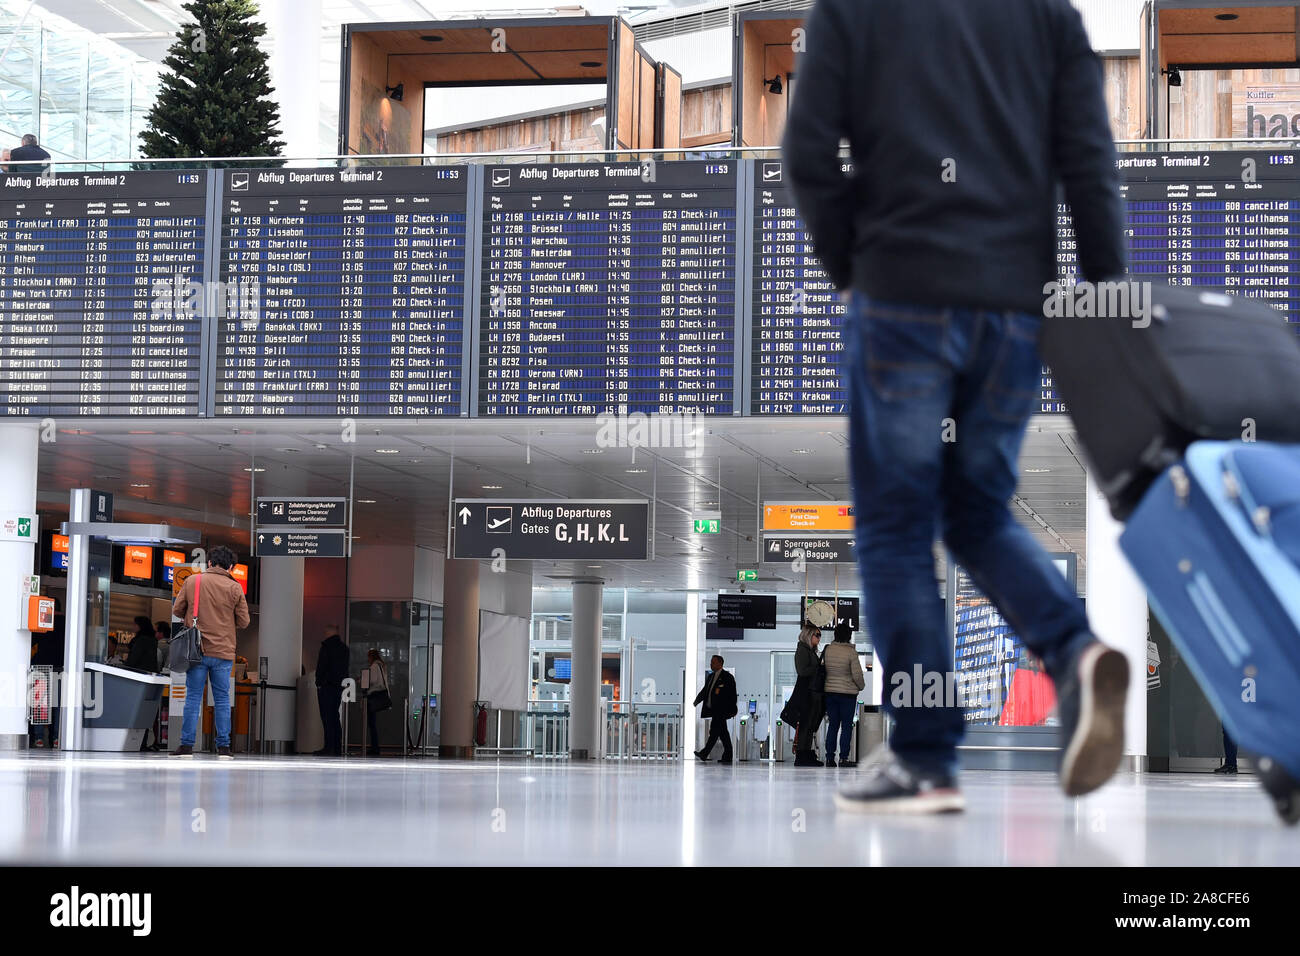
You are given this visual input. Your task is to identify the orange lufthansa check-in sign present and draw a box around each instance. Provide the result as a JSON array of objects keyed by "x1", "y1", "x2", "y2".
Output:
[{"x1": 762, "y1": 503, "x2": 855, "y2": 533}]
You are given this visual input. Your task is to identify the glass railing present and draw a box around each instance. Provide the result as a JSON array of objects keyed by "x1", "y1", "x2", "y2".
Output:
[{"x1": 5, "y1": 138, "x2": 1298, "y2": 174}]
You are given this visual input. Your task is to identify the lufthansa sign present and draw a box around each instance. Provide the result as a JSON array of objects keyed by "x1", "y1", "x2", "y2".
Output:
[{"x1": 453, "y1": 499, "x2": 650, "y2": 561}]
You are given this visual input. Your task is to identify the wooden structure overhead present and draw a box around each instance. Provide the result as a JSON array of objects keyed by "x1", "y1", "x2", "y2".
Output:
[
  {"x1": 340, "y1": 17, "x2": 681, "y2": 156},
  {"x1": 1146, "y1": 1, "x2": 1300, "y2": 138},
  {"x1": 733, "y1": 11, "x2": 802, "y2": 148},
  {"x1": 1155, "y1": 1, "x2": 1300, "y2": 69}
]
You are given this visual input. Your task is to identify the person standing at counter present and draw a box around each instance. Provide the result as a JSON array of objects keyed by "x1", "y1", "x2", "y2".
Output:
[
  {"x1": 125, "y1": 617, "x2": 159, "y2": 673},
  {"x1": 170, "y1": 546, "x2": 251, "y2": 760}
]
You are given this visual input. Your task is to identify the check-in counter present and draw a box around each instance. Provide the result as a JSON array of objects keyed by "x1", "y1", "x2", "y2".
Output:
[{"x1": 82, "y1": 661, "x2": 169, "y2": 751}]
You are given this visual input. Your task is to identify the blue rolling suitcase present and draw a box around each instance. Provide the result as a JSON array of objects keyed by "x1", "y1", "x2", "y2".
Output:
[{"x1": 1120, "y1": 441, "x2": 1300, "y2": 823}]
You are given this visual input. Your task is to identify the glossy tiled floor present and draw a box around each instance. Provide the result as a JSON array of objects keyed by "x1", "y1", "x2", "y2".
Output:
[{"x1": 1, "y1": 752, "x2": 1295, "y2": 866}]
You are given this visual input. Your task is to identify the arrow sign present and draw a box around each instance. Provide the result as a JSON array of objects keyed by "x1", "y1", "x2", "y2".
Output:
[
  {"x1": 459, "y1": 507, "x2": 472, "y2": 525},
  {"x1": 257, "y1": 530, "x2": 346, "y2": 558},
  {"x1": 762, "y1": 535, "x2": 856, "y2": 564}
]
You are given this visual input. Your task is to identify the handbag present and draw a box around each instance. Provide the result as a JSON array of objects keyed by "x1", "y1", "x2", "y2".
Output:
[
  {"x1": 168, "y1": 573, "x2": 205, "y2": 673},
  {"x1": 368, "y1": 662, "x2": 392, "y2": 713}
]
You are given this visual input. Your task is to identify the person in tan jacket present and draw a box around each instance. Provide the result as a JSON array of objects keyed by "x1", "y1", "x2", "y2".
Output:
[
  {"x1": 170, "y1": 545, "x2": 250, "y2": 760},
  {"x1": 822, "y1": 621, "x2": 866, "y2": 768}
]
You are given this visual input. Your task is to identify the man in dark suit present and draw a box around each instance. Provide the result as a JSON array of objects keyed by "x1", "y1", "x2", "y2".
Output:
[
  {"x1": 315, "y1": 625, "x2": 350, "y2": 756},
  {"x1": 693, "y1": 655, "x2": 738, "y2": 764},
  {"x1": 9, "y1": 134, "x2": 51, "y2": 174}
]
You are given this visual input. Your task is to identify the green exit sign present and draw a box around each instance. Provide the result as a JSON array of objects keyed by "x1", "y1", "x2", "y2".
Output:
[
  {"x1": 693, "y1": 511, "x2": 721, "y2": 535},
  {"x1": 737, "y1": 570, "x2": 758, "y2": 582}
]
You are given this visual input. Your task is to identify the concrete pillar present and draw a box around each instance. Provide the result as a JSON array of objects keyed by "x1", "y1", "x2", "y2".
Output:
[
  {"x1": 1086, "y1": 469, "x2": 1150, "y2": 766},
  {"x1": 262, "y1": 0, "x2": 323, "y2": 159},
  {"x1": 439, "y1": 558, "x2": 480, "y2": 758},
  {"x1": 570, "y1": 579, "x2": 603, "y2": 759},
  {"x1": 257, "y1": 556, "x2": 304, "y2": 749},
  {"x1": 0, "y1": 423, "x2": 39, "y2": 750},
  {"x1": 683, "y1": 591, "x2": 704, "y2": 755}
]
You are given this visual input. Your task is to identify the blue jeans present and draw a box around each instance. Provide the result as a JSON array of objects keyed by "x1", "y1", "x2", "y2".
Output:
[
  {"x1": 182, "y1": 656, "x2": 234, "y2": 748},
  {"x1": 824, "y1": 693, "x2": 857, "y2": 760},
  {"x1": 845, "y1": 294, "x2": 1092, "y2": 776}
]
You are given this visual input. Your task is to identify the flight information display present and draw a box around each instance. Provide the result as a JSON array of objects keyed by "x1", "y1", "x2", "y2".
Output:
[
  {"x1": 478, "y1": 160, "x2": 737, "y2": 416},
  {"x1": 1047, "y1": 150, "x2": 1300, "y2": 412},
  {"x1": 750, "y1": 160, "x2": 849, "y2": 415},
  {"x1": 0, "y1": 170, "x2": 206, "y2": 416},
  {"x1": 214, "y1": 165, "x2": 468, "y2": 416}
]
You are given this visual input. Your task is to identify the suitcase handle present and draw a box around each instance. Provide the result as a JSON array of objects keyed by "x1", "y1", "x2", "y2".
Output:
[
  {"x1": 1222, "y1": 453, "x2": 1273, "y2": 538},
  {"x1": 1185, "y1": 570, "x2": 1251, "y2": 667}
]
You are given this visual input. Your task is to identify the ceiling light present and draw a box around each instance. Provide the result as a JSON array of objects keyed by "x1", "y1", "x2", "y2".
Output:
[
  {"x1": 376, "y1": 448, "x2": 400, "y2": 455},
  {"x1": 483, "y1": 485, "x2": 503, "y2": 490},
  {"x1": 1024, "y1": 468, "x2": 1051, "y2": 474},
  {"x1": 278, "y1": 448, "x2": 300, "y2": 454},
  {"x1": 130, "y1": 483, "x2": 150, "y2": 488},
  {"x1": 357, "y1": 499, "x2": 376, "y2": 504},
  {"x1": 314, "y1": 443, "x2": 327, "y2": 449},
  {"x1": 765, "y1": 75, "x2": 784, "y2": 95},
  {"x1": 243, "y1": 467, "x2": 266, "y2": 473},
  {"x1": 625, "y1": 468, "x2": 647, "y2": 474},
  {"x1": 385, "y1": 82, "x2": 404, "y2": 101},
  {"x1": 791, "y1": 448, "x2": 813, "y2": 455},
  {"x1": 581, "y1": 448, "x2": 603, "y2": 455},
  {"x1": 587, "y1": 565, "x2": 602, "y2": 569},
  {"x1": 407, "y1": 459, "x2": 422, "y2": 464}
]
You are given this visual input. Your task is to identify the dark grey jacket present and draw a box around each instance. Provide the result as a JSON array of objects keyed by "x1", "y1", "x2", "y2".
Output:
[{"x1": 783, "y1": 0, "x2": 1126, "y2": 314}]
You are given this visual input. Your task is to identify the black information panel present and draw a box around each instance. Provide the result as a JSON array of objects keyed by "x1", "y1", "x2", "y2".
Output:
[
  {"x1": 479, "y1": 161, "x2": 737, "y2": 416},
  {"x1": 717, "y1": 593, "x2": 777, "y2": 629},
  {"x1": 0, "y1": 170, "x2": 206, "y2": 416},
  {"x1": 452, "y1": 499, "x2": 650, "y2": 560},
  {"x1": 215, "y1": 166, "x2": 468, "y2": 416},
  {"x1": 1049, "y1": 150, "x2": 1300, "y2": 412},
  {"x1": 750, "y1": 159, "x2": 849, "y2": 415}
]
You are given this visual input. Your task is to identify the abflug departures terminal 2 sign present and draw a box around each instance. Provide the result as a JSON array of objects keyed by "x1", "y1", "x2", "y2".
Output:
[{"x1": 453, "y1": 499, "x2": 649, "y2": 560}]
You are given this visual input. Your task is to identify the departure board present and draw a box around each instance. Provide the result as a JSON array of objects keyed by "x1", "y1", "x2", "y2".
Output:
[
  {"x1": 750, "y1": 160, "x2": 849, "y2": 415},
  {"x1": 478, "y1": 160, "x2": 737, "y2": 416},
  {"x1": 1047, "y1": 150, "x2": 1300, "y2": 412},
  {"x1": 214, "y1": 165, "x2": 468, "y2": 416},
  {"x1": 0, "y1": 170, "x2": 206, "y2": 416}
]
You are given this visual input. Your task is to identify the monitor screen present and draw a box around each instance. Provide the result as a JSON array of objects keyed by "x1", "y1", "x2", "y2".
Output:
[
  {"x1": 161, "y1": 549, "x2": 186, "y2": 583},
  {"x1": 46, "y1": 532, "x2": 69, "y2": 574},
  {"x1": 122, "y1": 545, "x2": 153, "y2": 581}
]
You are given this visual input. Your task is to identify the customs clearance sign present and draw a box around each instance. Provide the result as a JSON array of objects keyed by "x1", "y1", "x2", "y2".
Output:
[{"x1": 453, "y1": 500, "x2": 649, "y2": 561}]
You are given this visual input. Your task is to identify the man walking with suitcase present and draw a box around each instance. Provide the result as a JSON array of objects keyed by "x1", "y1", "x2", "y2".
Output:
[{"x1": 784, "y1": 0, "x2": 1132, "y2": 813}]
